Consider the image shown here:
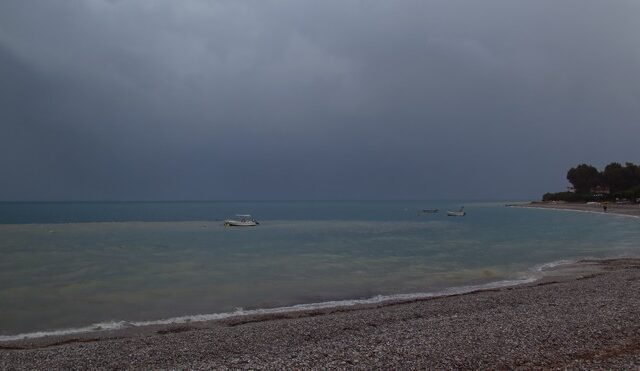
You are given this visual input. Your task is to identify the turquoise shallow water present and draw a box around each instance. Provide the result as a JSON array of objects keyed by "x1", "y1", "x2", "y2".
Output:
[{"x1": 0, "y1": 201, "x2": 639, "y2": 338}]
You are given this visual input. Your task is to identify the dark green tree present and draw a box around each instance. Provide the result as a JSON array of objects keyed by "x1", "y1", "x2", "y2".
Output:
[
  {"x1": 603, "y1": 162, "x2": 628, "y2": 193},
  {"x1": 623, "y1": 162, "x2": 640, "y2": 189},
  {"x1": 544, "y1": 162, "x2": 640, "y2": 202},
  {"x1": 566, "y1": 164, "x2": 600, "y2": 194}
]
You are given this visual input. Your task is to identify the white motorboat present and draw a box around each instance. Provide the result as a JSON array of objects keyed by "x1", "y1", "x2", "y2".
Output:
[
  {"x1": 446, "y1": 207, "x2": 466, "y2": 217},
  {"x1": 224, "y1": 215, "x2": 259, "y2": 227}
]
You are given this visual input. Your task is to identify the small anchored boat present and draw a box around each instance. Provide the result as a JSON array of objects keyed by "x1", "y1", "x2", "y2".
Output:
[
  {"x1": 224, "y1": 215, "x2": 259, "y2": 227},
  {"x1": 446, "y1": 207, "x2": 466, "y2": 217},
  {"x1": 421, "y1": 209, "x2": 439, "y2": 213}
]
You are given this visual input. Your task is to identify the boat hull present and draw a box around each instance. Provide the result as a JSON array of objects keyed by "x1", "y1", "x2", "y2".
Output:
[
  {"x1": 224, "y1": 220, "x2": 258, "y2": 227},
  {"x1": 446, "y1": 211, "x2": 466, "y2": 217}
]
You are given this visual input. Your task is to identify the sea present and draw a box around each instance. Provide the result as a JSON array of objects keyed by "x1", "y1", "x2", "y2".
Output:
[{"x1": 1, "y1": 200, "x2": 639, "y2": 340}]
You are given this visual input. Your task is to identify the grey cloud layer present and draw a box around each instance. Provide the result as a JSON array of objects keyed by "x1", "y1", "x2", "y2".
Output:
[{"x1": 1, "y1": 0, "x2": 639, "y2": 200}]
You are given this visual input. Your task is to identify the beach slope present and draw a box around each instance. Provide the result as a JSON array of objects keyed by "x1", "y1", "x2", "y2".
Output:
[{"x1": 1, "y1": 259, "x2": 639, "y2": 369}]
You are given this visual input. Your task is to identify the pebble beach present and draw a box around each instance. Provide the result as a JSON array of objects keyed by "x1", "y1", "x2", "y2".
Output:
[
  {"x1": 517, "y1": 201, "x2": 640, "y2": 218},
  {"x1": 1, "y1": 258, "x2": 639, "y2": 369}
]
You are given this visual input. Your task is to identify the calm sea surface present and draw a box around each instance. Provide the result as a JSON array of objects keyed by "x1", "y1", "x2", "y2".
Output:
[{"x1": 1, "y1": 201, "x2": 639, "y2": 338}]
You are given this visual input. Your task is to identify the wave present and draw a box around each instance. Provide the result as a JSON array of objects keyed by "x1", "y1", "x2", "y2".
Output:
[
  {"x1": 532, "y1": 259, "x2": 577, "y2": 272},
  {"x1": 1, "y1": 263, "x2": 573, "y2": 342}
]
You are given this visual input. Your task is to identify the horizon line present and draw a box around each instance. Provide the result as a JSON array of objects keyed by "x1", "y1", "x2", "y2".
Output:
[{"x1": 0, "y1": 198, "x2": 535, "y2": 203}]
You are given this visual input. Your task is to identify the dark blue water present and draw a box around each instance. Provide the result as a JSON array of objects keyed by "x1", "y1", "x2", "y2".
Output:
[
  {"x1": 0, "y1": 201, "x2": 638, "y2": 339},
  {"x1": 0, "y1": 200, "x2": 464, "y2": 224}
]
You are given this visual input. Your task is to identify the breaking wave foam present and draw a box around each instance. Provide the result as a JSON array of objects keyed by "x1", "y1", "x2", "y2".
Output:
[
  {"x1": 1, "y1": 269, "x2": 559, "y2": 342},
  {"x1": 532, "y1": 259, "x2": 577, "y2": 272}
]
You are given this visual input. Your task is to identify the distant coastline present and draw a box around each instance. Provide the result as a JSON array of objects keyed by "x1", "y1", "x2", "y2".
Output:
[
  {"x1": 513, "y1": 201, "x2": 640, "y2": 219},
  {"x1": 542, "y1": 162, "x2": 640, "y2": 203}
]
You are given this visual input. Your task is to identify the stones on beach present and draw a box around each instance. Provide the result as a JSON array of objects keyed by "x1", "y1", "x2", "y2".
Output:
[{"x1": 2, "y1": 260, "x2": 640, "y2": 369}]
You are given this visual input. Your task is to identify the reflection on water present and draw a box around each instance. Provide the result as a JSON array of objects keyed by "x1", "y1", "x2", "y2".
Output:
[{"x1": 1, "y1": 203, "x2": 639, "y2": 336}]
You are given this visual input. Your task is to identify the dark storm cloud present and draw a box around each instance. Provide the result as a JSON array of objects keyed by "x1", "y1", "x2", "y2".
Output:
[{"x1": 1, "y1": 0, "x2": 639, "y2": 200}]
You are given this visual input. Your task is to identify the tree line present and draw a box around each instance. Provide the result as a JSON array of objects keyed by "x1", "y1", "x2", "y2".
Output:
[{"x1": 543, "y1": 162, "x2": 640, "y2": 202}]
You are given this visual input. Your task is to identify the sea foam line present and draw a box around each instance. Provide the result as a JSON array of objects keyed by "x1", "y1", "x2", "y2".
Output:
[
  {"x1": 0, "y1": 271, "x2": 554, "y2": 342},
  {"x1": 512, "y1": 205, "x2": 640, "y2": 219},
  {"x1": 533, "y1": 259, "x2": 577, "y2": 272}
]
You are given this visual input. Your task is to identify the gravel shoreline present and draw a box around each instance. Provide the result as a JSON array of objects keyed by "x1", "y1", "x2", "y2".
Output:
[
  {"x1": 1, "y1": 258, "x2": 639, "y2": 369},
  {"x1": 514, "y1": 201, "x2": 640, "y2": 218}
]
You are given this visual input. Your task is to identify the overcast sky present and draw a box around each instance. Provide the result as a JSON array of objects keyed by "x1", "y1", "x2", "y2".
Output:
[{"x1": 1, "y1": 1, "x2": 639, "y2": 201}]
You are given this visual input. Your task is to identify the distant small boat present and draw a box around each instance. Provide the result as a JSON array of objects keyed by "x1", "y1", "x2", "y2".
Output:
[
  {"x1": 422, "y1": 209, "x2": 439, "y2": 213},
  {"x1": 224, "y1": 215, "x2": 259, "y2": 227},
  {"x1": 447, "y1": 207, "x2": 466, "y2": 217}
]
